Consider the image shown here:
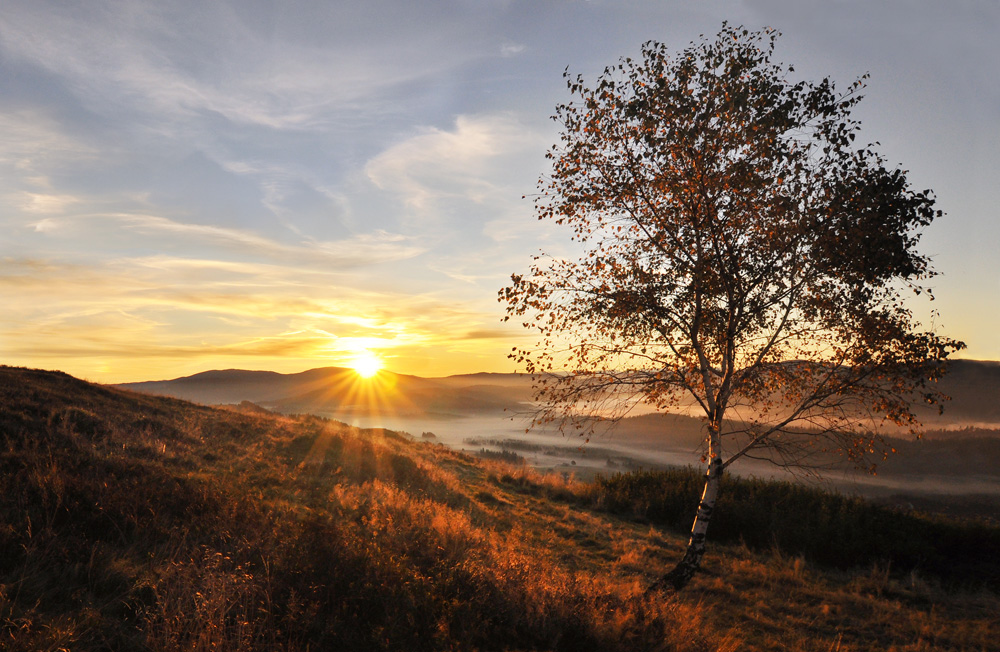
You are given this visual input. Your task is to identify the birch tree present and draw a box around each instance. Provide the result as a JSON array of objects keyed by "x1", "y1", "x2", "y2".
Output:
[{"x1": 500, "y1": 24, "x2": 965, "y2": 592}]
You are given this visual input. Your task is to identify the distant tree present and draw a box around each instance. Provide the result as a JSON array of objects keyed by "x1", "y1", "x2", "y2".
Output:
[{"x1": 500, "y1": 24, "x2": 965, "y2": 591}]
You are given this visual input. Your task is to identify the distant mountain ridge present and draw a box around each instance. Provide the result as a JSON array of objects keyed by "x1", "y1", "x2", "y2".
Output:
[
  {"x1": 926, "y1": 359, "x2": 1000, "y2": 425},
  {"x1": 115, "y1": 366, "x2": 536, "y2": 418},
  {"x1": 114, "y1": 359, "x2": 1000, "y2": 426}
]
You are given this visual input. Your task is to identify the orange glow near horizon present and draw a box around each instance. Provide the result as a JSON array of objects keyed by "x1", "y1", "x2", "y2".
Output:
[{"x1": 288, "y1": 363, "x2": 423, "y2": 441}]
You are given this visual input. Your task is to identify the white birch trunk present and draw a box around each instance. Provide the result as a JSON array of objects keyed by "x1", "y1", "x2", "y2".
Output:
[{"x1": 648, "y1": 454, "x2": 723, "y2": 592}]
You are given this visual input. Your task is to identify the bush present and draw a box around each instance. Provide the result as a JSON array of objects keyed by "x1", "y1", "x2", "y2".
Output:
[{"x1": 585, "y1": 469, "x2": 1000, "y2": 587}]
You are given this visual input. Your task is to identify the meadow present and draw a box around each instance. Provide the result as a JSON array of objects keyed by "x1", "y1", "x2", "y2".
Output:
[{"x1": 2, "y1": 365, "x2": 998, "y2": 651}]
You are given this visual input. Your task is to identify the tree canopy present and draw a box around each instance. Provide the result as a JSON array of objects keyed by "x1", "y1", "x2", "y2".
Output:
[{"x1": 500, "y1": 24, "x2": 965, "y2": 590}]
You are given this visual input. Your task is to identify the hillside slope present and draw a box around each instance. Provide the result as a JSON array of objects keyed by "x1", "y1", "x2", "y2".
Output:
[
  {"x1": 2, "y1": 366, "x2": 998, "y2": 651},
  {"x1": 0, "y1": 366, "x2": 706, "y2": 651}
]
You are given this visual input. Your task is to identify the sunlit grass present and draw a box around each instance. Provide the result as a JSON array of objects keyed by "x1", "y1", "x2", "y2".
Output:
[{"x1": 2, "y1": 365, "x2": 999, "y2": 652}]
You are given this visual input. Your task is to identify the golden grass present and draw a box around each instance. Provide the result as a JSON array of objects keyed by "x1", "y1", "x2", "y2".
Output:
[{"x1": 1, "y1": 366, "x2": 998, "y2": 651}]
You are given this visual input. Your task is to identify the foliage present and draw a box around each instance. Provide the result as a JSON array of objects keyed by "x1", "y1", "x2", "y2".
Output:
[
  {"x1": 501, "y1": 23, "x2": 964, "y2": 469},
  {"x1": 475, "y1": 447, "x2": 527, "y2": 464},
  {"x1": 502, "y1": 24, "x2": 966, "y2": 589},
  {"x1": 582, "y1": 469, "x2": 1000, "y2": 587}
]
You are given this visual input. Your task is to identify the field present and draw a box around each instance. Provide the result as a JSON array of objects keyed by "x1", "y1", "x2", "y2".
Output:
[{"x1": 2, "y1": 366, "x2": 999, "y2": 651}]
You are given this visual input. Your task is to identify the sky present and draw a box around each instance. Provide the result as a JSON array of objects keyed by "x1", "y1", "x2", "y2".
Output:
[{"x1": 1, "y1": 0, "x2": 997, "y2": 383}]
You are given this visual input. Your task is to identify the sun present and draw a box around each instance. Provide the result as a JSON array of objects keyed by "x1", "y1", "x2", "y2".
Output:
[{"x1": 350, "y1": 352, "x2": 383, "y2": 379}]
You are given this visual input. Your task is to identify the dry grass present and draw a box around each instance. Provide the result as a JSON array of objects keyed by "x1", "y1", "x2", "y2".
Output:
[{"x1": 1, "y1": 365, "x2": 998, "y2": 651}]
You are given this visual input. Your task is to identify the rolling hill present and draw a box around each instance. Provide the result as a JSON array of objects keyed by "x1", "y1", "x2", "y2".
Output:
[
  {"x1": 3, "y1": 364, "x2": 1000, "y2": 651},
  {"x1": 117, "y1": 367, "x2": 536, "y2": 418},
  {"x1": 116, "y1": 359, "x2": 1000, "y2": 428}
]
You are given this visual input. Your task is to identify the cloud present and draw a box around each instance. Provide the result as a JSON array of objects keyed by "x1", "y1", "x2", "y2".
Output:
[
  {"x1": 365, "y1": 113, "x2": 541, "y2": 216},
  {"x1": 458, "y1": 328, "x2": 527, "y2": 341},
  {"x1": 0, "y1": 1, "x2": 488, "y2": 131},
  {"x1": 0, "y1": 111, "x2": 98, "y2": 169},
  {"x1": 19, "y1": 192, "x2": 81, "y2": 214},
  {"x1": 0, "y1": 256, "x2": 408, "y2": 332},
  {"x1": 500, "y1": 41, "x2": 526, "y2": 57},
  {"x1": 2, "y1": 326, "x2": 332, "y2": 362},
  {"x1": 48, "y1": 212, "x2": 425, "y2": 268},
  {"x1": 0, "y1": 254, "x2": 519, "y2": 366},
  {"x1": 31, "y1": 218, "x2": 60, "y2": 233},
  {"x1": 234, "y1": 166, "x2": 351, "y2": 230}
]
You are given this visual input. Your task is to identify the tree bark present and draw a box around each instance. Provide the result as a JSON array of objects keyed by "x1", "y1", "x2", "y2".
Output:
[{"x1": 647, "y1": 455, "x2": 724, "y2": 593}]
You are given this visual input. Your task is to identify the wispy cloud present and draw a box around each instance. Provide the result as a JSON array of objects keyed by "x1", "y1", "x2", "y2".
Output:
[
  {"x1": 0, "y1": 254, "x2": 521, "y2": 380},
  {"x1": 29, "y1": 212, "x2": 424, "y2": 268},
  {"x1": 0, "y1": 1, "x2": 486, "y2": 131},
  {"x1": 365, "y1": 113, "x2": 541, "y2": 216},
  {"x1": 500, "y1": 41, "x2": 526, "y2": 57},
  {"x1": 18, "y1": 192, "x2": 82, "y2": 214},
  {"x1": 0, "y1": 111, "x2": 99, "y2": 172}
]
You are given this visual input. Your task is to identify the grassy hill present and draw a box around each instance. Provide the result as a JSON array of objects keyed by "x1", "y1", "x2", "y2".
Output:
[{"x1": 2, "y1": 366, "x2": 999, "y2": 651}]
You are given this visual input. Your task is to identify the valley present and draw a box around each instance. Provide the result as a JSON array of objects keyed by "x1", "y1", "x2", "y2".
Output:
[{"x1": 117, "y1": 360, "x2": 1000, "y2": 521}]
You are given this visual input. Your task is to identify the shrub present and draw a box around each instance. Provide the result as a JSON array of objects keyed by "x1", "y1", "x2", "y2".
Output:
[{"x1": 585, "y1": 469, "x2": 1000, "y2": 587}]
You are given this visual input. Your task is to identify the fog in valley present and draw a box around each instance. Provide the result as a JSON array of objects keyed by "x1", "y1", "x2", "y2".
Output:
[
  {"x1": 338, "y1": 411, "x2": 1000, "y2": 500},
  {"x1": 119, "y1": 359, "x2": 1000, "y2": 521}
]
